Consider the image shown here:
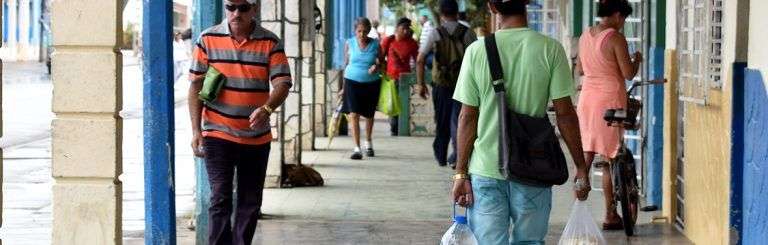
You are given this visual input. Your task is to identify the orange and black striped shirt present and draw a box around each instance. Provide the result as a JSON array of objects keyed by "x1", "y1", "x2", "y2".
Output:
[{"x1": 189, "y1": 21, "x2": 292, "y2": 145}]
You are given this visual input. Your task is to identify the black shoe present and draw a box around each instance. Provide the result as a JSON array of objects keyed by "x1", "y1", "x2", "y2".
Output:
[
  {"x1": 641, "y1": 205, "x2": 659, "y2": 212},
  {"x1": 365, "y1": 147, "x2": 375, "y2": 157},
  {"x1": 438, "y1": 162, "x2": 447, "y2": 167},
  {"x1": 351, "y1": 151, "x2": 363, "y2": 160},
  {"x1": 448, "y1": 162, "x2": 456, "y2": 169}
]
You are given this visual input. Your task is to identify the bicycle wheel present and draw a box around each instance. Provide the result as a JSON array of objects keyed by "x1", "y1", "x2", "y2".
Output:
[{"x1": 615, "y1": 148, "x2": 639, "y2": 236}]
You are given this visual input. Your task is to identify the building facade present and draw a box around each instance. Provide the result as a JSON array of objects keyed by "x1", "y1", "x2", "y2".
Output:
[
  {"x1": 1, "y1": 0, "x2": 47, "y2": 61},
  {"x1": 550, "y1": 1, "x2": 767, "y2": 244},
  {"x1": 8, "y1": 0, "x2": 764, "y2": 243}
]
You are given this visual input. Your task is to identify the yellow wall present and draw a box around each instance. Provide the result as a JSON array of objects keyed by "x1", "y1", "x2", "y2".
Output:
[
  {"x1": 663, "y1": 55, "x2": 733, "y2": 245},
  {"x1": 662, "y1": 50, "x2": 678, "y2": 223},
  {"x1": 681, "y1": 90, "x2": 732, "y2": 245},
  {"x1": 661, "y1": 0, "x2": 749, "y2": 242}
]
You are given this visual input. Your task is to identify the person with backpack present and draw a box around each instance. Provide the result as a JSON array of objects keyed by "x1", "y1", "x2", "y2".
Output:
[
  {"x1": 381, "y1": 17, "x2": 420, "y2": 136},
  {"x1": 450, "y1": 0, "x2": 590, "y2": 243},
  {"x1": 416, "y1": 0, "x2": 476, "y2": 168}
]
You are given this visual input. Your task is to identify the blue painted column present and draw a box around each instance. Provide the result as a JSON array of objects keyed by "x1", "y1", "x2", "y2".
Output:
[
  {"x1": 643, "y1": 0, "x2": 666, "y2": 208},
  {"x1": 730, "y1": 62, "x2": 747, "y2": 244},
  {"x1": 329, "y1": 0, "x2": 365, "y2": 69},
  {"x1": 31, "y1": 0, "x2": 41, "y2": 45},
  {"x1": 143, "y1": 0, "x2": 176, "y2": 244},
  {"x1": 739, "y1": 68, "x2": 768, "y2": 245},
  {"x1": 644, "y1": 46, "x2": 664, "y2": 207},
  {"x1": 192, "y1": 0, "x2": 222, "y2": 43},
  {"x1": 192, "y1": 0, "x2": 222, "y2": 244}
]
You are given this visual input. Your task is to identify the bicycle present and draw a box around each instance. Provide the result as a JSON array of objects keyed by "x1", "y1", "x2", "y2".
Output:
[{"x1": 602, "y1": 79, "x2": 666, "y2": 236}]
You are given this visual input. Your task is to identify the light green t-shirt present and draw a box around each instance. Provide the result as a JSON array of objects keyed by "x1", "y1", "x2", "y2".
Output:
[{"x1": 452, "y1": 28, "x2": 575, "y2": 180}]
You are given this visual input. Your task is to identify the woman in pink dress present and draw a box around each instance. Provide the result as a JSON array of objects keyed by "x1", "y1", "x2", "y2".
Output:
[{"x1": 575, "y1": 0, "x2": 642, "y2": 230}]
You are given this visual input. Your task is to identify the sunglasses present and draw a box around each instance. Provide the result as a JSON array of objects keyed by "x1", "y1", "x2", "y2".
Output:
[{"x1": 225, "y1": 4, "x2": 252, "y2": 12}]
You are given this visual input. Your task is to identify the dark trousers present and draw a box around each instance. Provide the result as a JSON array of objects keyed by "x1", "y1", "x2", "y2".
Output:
[
  {"x1": 390, "y1": 116, "x2": 399, "y2": 135},
  {"x1": 390, "y1": 80, "x2": 400, "y2": 135},
  {"x1": 432, "y1": 85, "x2": 461, "y2": 164},
  {"x1": 203, "y1": 137, "x2": 271, "y2": 245}
]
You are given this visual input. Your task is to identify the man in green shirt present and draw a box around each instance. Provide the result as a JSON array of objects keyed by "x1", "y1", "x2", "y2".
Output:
[{"x1": 450, "y1": 0, "x2": 591, "y2": 243}]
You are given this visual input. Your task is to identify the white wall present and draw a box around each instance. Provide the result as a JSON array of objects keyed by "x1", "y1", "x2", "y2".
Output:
[
  {"x1": 366, "y1": 0, "x2": 380, "y2": 22},
  {"x1": 721, "y1": 0, "x2": 750, "y2": 89},
  {"x1": 749, "y1": 0, "x2": 768, "y2": 92},
  {"x1": 665, "y1": 0, "x2": 677, "y2": 49}
]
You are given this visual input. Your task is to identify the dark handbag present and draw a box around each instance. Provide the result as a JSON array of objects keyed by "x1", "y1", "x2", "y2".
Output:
[{"x1": 484, "y1": 34, "x2": 568, "y2": 187}]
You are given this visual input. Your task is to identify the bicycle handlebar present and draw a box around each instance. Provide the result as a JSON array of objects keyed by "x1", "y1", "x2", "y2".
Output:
[
  {"x1": 627, "y1": 79, "x2": 667, "y2": 95},
  {"x1": 603, "y1": 79, "x2": 668, "y2": 128}
]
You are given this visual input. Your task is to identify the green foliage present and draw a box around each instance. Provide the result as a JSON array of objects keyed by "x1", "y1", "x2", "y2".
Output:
[
  {"x1": 465, "y1": 0, "x2": 489, "y2": 28},
  {"x1": 122, "y1": 23, "x2": 135, "y2": 50}
]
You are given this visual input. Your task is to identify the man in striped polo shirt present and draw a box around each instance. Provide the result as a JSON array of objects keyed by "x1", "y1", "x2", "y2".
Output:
[{"x1": 187, "y1": 0, "x2": 291, "y2": 244}]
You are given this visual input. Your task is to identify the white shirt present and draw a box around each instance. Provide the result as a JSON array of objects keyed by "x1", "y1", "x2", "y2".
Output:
[
  {"x1": 418, "y1": 20, "x2": 475, "y2": 55},
  {"x1": 368, "y1": 28, "x2": 380, "y2": 39},
  {"x1": 419, "y1": 21, "x2": 434, "y2": 47}
]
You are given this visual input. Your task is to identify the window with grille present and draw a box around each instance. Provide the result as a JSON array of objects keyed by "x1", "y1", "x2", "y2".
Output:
[
  {"x1": 528, "y1": 0, "x2": 560, "y2": 39},
  {"x1": 678, "y1": 0, "x2": 724, "y2": 105},
  {"x1": 708, "y1": 0, "x2": 723, "y2": 88}
]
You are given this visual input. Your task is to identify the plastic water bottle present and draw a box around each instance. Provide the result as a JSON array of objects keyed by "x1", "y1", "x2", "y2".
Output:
[{"x1": 440, "y1": 204, "x2": 479, "y2": 245}]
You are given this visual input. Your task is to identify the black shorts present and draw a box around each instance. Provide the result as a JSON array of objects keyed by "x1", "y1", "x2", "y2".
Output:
[{"x1": 340, "y1": 78, "x2": 381, "y2": 118}]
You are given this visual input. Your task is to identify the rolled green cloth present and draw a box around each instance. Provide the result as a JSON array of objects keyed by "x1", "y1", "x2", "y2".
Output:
[{"x1": 198, "y1": 66, "x2": 226, "y2": 103}]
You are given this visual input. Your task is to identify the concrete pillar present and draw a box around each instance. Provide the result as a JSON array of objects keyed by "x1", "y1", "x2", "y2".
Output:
[
  {"x1": 18, "y1": 0, "x2": 30, "y2": 59},
  {"x1": 366, "y1": 0, "x2": 379, "y2": 23},
  {"x1": 31, "y1": 0, "x2": 42, "y2": 61},
  {"x1": 300, "y1": 0, "x2": 314, "y2": 151},
  {"x1": 314, "y1": 0, "x2": 327, "y2": 140},
  {"x1": 50, "y1": 1, "x2": 123, "y2": 244},
  {"x1": 0, "y1": 0, "x2": 4, "y2": 232},
  {"x1": 7, "y1": 0, "x2": 18, "y2": 61}
]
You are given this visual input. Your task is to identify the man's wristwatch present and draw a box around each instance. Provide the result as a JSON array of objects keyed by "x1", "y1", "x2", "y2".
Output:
[
  {"x1": 262, "y1": 104, "x2": 275, "y2": 115},
  {"x1": 453, "y1": 173, "x2": 469, "y2": 180},
  {"x1": 573, "y1": 176, "x2": 590, "y2": 191}
]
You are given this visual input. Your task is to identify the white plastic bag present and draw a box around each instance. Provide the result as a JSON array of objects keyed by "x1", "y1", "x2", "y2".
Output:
[{"x1": 558, "y1": 201, "x2": 607, "y2": 245}]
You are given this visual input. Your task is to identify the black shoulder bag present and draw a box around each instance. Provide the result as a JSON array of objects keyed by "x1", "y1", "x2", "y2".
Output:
[{"x1": 484, "y1": 34, "x2": 569, "y2": 187}]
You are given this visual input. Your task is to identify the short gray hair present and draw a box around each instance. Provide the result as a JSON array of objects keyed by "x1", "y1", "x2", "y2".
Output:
[{"x1": 354, "y1": 17, "x2": 371, "y2": 31}]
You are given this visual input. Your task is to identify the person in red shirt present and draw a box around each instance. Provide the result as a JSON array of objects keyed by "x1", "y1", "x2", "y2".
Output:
[{"x1": 381, "y1": 17, "x2": 419, "y2": 136}]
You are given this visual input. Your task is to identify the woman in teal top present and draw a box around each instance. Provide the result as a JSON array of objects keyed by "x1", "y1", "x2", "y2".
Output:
[
  {"x1": 340, "y1": 17, "x2": 382, "y2": 160},
  {"x1": 344, "y1": 33, "x2": 380, "y2": 82}
]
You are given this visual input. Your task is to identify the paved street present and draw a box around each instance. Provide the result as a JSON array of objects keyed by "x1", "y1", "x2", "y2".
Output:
[
  {"x1": 1, "y1": 58, "x2": 197, "y2": 244},
  {"x1": 1, "y1": 60, "x2": 691, "y2": 244}
]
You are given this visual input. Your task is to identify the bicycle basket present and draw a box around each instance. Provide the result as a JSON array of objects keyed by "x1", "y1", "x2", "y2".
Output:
[{"x1": 625, "y1": 98, "x2": 642, "y2": 130}]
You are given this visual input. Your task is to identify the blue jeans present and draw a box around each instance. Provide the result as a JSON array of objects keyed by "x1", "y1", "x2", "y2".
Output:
[{"x1": 468, "y1": 175, "x2": 552, "y2": 245}]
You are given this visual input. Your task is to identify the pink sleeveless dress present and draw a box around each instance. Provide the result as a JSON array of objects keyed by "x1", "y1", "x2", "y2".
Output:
[{"x1": 577, "y1": 28, "x2": 627, "y2": 158}]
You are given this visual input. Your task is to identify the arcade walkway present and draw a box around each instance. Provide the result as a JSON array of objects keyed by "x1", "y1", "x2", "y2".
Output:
[{"x1": 142, "y1": 120, "x2": 691, "y2": 244}]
